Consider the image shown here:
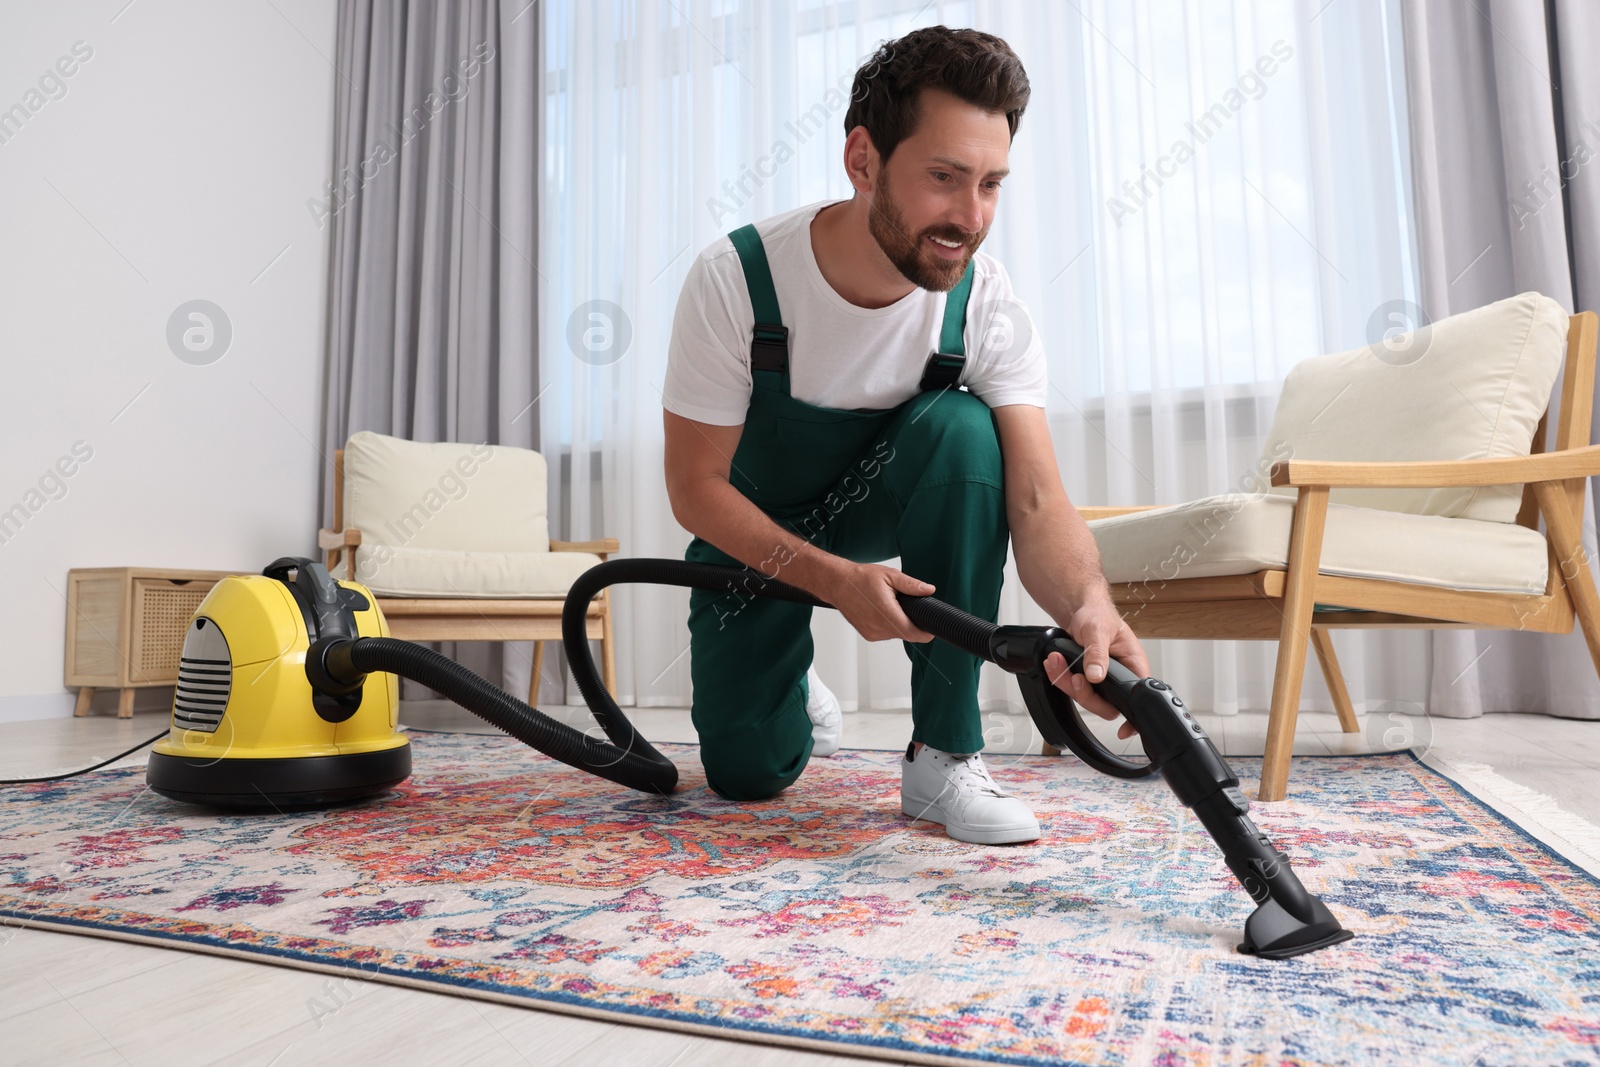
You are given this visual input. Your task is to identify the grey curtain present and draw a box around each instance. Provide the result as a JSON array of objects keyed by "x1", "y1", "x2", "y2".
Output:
[
  {"x1": 1403, "y1": 0, "x2": 1600, "y2": 718},
  {"x1": 318, "y1": 0, "x2": 543, "y2": 696}
]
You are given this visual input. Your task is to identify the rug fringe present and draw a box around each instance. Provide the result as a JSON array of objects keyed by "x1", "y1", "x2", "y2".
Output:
[{"x1": 1427, "y1": 756, "x2": 1600, "y2": 877}]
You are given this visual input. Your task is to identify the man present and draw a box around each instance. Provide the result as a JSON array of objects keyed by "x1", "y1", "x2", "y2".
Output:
[{"x1": 662, "y1": 26, "x2": 1149, "y2": 843}]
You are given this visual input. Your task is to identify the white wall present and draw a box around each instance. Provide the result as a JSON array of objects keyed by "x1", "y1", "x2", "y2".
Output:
[{"x1": 0, "y1": 1, "x2": 338, "y2": 719}]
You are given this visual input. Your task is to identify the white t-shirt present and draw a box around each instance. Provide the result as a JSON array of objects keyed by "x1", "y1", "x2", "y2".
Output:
[{"x1": 663, "y1": 199, "x2": 1048, "y2": 426}]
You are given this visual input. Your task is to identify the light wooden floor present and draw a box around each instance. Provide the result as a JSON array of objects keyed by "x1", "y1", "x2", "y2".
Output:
[{"x1": 2, "y1": 701, "x2": 1598, "y2": 1065}]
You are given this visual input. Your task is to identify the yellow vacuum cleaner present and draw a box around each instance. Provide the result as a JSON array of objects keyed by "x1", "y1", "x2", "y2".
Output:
[
  {"x1": 145, "y1": 556, "x2": 680, "y2": 809},
  {"x1": 145, "y1": 557, "x2": 409, "y2": 807}
]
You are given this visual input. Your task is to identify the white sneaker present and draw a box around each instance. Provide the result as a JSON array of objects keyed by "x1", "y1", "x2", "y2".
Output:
[
  {"x1": 805, "y1": 666, "x2": 842, "y2": 757},
  {"x1": 901, "y1": 743, "x2": 1041, "y2": 844}
]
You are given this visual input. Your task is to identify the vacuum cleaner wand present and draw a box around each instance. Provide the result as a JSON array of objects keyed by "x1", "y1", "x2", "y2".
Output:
[{"x1": 894, "y1": 594, "x2": 1354, "y2": 960}]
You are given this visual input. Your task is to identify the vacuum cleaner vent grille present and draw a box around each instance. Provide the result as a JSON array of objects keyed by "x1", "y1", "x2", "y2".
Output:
[{"x1": 172, "y1": 617, "x2": 231, "y2": 733}]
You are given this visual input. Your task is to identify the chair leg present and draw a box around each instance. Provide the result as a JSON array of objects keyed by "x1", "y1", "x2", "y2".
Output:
[
  {"x1": 529, "y1": 641, "x2": 544, "y2": 706},
  {"x1": 1262, "y1": 616, "x2": 1316, "y2": 802},
  {"x1": 1259, "y1": 486, "x2": 1330, "y2": 803},
  {"x1": 1310, "y1": 627, "x2": 1359, "y2": 733},
  {"x1": 1534, "y1": 481, "x2": 1600, "y2": 680}
]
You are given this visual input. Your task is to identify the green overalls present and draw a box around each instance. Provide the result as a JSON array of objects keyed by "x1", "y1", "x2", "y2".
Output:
[{"x1": 685, "y1": 223, "x2": 1011, "y2": 801}]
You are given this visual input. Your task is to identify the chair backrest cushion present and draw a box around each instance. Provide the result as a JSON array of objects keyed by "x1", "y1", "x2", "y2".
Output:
[
  {"x1": 343, "y1": 431, "x2": 549, "y2": 552},
  {"x1": 1261, "y1": 292, "x2": 1568, "y2": 522}
]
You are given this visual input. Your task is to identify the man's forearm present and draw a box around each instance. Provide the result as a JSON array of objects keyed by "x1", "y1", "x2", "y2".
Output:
[
  {"x1": 673, "y1": 478, "x2": 846, "y2": 598},
  {"x1": 1008, "y1": 485, "x2": 1113, "y2": 623}
]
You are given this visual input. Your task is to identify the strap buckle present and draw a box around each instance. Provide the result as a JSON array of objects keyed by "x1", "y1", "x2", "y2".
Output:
[
  {"x1": 919, "y1": 351, "x2": 965, "y2": 392},
  {"x1": 750, "y1": 323, "x2": 789, "y2": 373}
]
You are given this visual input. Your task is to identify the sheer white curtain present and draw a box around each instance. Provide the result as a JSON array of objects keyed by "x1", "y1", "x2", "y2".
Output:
[{"x1": 537, "y1": 0, "x2": 1419, "y2": 720}]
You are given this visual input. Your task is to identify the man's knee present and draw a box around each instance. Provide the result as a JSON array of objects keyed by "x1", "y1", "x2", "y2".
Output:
[
  {"x1": 700, "y1": 733, "x2": 812, "y2": 801},
  {"x1": 691, "y1": 674, "x2": 814, "y2": 801},
  {"x1": 895, "y1": 390, "x2": 1002, "y2": 478}
]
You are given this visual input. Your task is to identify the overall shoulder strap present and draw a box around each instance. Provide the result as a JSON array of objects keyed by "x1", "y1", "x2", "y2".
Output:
[
  {"x1": 728, "y1": 224, "x2": 789, "y2": 374},
  {"x1": 920, "y1": 258, "x2": 976, "y2": 391}
]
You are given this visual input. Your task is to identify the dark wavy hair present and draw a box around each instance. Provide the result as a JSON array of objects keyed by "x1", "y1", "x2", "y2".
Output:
[{"x1": 843, "y1": 26, "x2": 1031, "y2": 164}]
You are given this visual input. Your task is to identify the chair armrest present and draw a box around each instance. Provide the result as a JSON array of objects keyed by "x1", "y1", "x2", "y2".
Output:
[
  {"x1": 550, "y1": 538, "x2": 621, "y2": 557},
  {"x1": 1270, "y1": 444, "x2": 1600, "y2": 489},
  {"x1": 319, "y1": 527, "x2": 363, "y2": 580},
  {"x1": 1076, "y1": 506, "x2": 1166, "y2": 521},
  {"x1": 318, "y1": 528, "x2": 363, "y2": 550}
]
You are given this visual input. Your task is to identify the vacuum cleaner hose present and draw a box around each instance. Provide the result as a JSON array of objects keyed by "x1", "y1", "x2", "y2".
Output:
[
  {"x1": 307, "y1": 559, "x2": 1151, "y2": 793},
  {"x1": 891, "y1": 592, "x2": 996, "y2": 661},
  {"x1": 305, "y1": 560, "x2": 832, "y2": 797},
  {"x1": 326, "y1": 637, "x2": 681, "y2": 795},
  {"x1": 560, "y1": 557, "x2": 829, "y2": 752}
]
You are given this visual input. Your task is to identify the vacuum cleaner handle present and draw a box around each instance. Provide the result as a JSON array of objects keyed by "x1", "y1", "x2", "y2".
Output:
[
  {"x1": 264, "y1": 556, "x2": 355, "y2": 641},
  {"x1": 895, "y1": 595, "x2": 1159, "y2": 779}
]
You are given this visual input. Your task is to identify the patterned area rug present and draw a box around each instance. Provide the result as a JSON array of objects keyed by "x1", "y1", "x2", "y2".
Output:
[{"x1": 3, "y1": 731, "x2": 1599, "y2": 1066}]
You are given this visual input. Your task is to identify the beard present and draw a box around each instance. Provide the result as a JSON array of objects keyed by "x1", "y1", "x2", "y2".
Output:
[{"x1": 865, "y1": 177, "x2": 983, "y2": 292}]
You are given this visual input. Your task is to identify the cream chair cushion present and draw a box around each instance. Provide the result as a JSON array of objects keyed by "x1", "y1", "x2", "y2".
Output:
[
  {"x1": 1260, "y1": 291, "x2": 1568, "y2": 523},
  {"x1": 343, "y1": 431, "x2": 597, "y2": 599},
  {"x1": 1090, "y1": 494, "x2": 1550, "y2": 595},
  {"x1": 356, "y1": 545, "x2": 605, "y2": 599}
]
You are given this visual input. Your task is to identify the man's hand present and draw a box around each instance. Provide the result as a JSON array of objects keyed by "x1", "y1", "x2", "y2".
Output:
[
  {"x1": 822, "y1": 562, "x2": 937, "y2": 643},
  {"x1": 1044, "y1": 597, "x2": 1150, "y2": 740}
]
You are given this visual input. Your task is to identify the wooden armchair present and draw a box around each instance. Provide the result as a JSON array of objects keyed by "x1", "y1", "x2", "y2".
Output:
[
  {"x1": 1068, "y1": 300, "x2": 1600, "y2": 801},
  {"x1": 319, "y1": 435, "x2": 617, "y2": 704}
]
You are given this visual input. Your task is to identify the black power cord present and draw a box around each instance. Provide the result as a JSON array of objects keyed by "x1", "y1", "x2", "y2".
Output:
[{"x1": 0, "y1": 729, "x2": 167, "y2": 785}]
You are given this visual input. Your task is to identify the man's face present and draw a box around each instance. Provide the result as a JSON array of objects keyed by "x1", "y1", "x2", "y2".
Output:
[{"x1": 865, "y1": 87, "x2": 1011, "y2": 292}]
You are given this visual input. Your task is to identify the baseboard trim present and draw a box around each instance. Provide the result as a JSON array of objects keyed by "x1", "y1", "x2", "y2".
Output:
[
  {"x1": 0, "y1": 689, "x2": 173, "y2": 724},
  {"x1": 0, "y1": 693, "x2": 75, "y2": 724}
]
